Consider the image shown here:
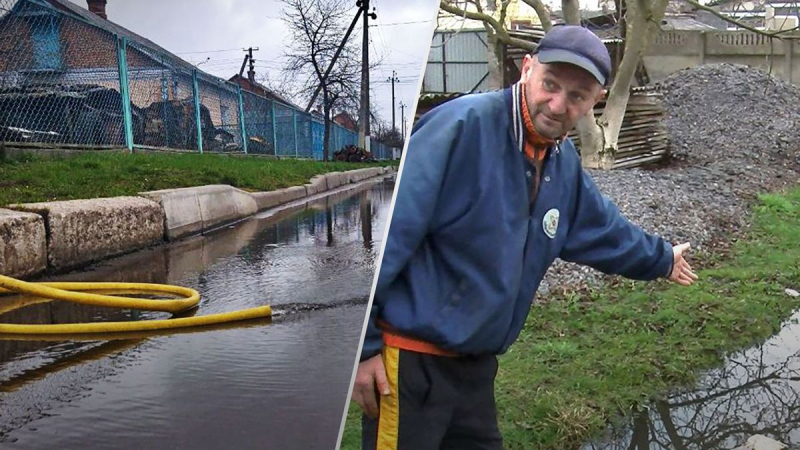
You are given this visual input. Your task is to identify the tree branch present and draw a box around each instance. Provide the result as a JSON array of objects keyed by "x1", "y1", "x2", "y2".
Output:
[
  {"x1": 439, "y1": 1, "x2": 509, "y2": 40},
  {"x1": 520, "y1": 0, "x2": 553, "y2": 31},
  {"x1": 683, "y1": 0, "x2": 790, "y2": 37},
  {"x1": 497, "y1": 0, "x2": 510, "y2": 26},
  {"x1": 440, "y1": 1, "x2": 536, "y2": 50}
]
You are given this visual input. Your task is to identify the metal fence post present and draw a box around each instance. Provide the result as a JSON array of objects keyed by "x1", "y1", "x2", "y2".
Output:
[
  {"x1": 192, "y1": 69, "x2": 203, "y2": 154},
  {"x1": 293, "y1": 110, "x2": 298, "y2": 158},
  {"x1": 237, "y1": 86, "x2": 248, "y2": 154},
  {"x1": 115, "y1": 37, "x2": 134, "y2": 152},
  {"x1": 271, "y1": 101, "x2": 278, "y2": 156}
]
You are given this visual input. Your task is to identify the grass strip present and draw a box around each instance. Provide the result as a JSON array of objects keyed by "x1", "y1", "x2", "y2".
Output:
[{"x1": 0, "y1": 151, "x2": 396, "y2": 206}]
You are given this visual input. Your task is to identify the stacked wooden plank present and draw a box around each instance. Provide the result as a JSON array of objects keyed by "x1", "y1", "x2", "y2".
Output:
[{"x1": 569, "y1": 87, "x2": 669, "y2": 169}]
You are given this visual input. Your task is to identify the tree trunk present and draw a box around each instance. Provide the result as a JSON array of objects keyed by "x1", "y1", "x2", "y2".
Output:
[
  {"x1": 615, "y1": 0, "x2": 626, "y2": 78},
  {"x1": 486, "y1": 31, "x2": 505, "y2": 90},
  {"x1": 562, "y1": 0, "x2": 581, "y2": 25},
  {"x1": 578, "y1": 0, "x2": 670, "y2": 169},
  {"x1": 561, "y1": 0, "x2": 606, "y2": 167},
  {"x1": 323, "y1": 88, "x2": 331, "y2": 162}
]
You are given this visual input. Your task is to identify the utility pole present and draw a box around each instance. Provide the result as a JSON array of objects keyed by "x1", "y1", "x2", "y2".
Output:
[
  {"x1": 240, "y1": 47, "x2": 259, "y2": 82},
  {"x1": 400, "y1": 101, "x2": 406, "y2": 139},
  {"x1": 357, "y1": 0, "x2": 376, "y2": 151},
  {"x1": 387, "y1": 70, "x2": 399, "y2": 132}
]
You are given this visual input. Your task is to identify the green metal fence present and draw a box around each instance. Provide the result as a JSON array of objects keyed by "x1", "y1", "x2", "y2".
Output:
[{"x1": 0, "y1": 0, "x2": 397, "y2": 160}]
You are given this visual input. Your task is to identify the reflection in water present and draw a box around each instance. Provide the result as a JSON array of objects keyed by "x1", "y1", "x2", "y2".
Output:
[
  {"x1": 361, "y1": 191, "x2": 373, "y2": 250},
  {"x1": 0, "y1": 177, "x2": 394, "y2": 449},
  {"x1": 583, "y1": 310, "x2": 800, "y2": 450},
  {"x1": 0, "y1": 339, "x2": 144, "y2": 393}
]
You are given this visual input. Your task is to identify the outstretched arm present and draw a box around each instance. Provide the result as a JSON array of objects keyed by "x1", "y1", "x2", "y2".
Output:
[{"x1": 560, "y1": 169, "x2": 696, "y2": 286}]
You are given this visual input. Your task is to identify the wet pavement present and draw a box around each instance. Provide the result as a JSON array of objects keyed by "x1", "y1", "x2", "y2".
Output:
[
  {"x1": 0, "y1": 177, "x2": 394, "y2": 449},
  {"x1": 582, "y1": 309, "x2": 800, "y2": 450}
]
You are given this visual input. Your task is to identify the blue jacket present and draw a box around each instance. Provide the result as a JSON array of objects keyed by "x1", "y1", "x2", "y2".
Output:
[{"x1": 361, "y1": 87, "x2": 673, "y2": 361}]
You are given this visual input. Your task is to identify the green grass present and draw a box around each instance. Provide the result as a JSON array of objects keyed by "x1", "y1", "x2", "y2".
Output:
[
  {"x1": 339, "y1": 187, "x2": 800, "y2": 450},
  {"x1": 0, "y1": 151, "x2": 396, "y2": 206}
]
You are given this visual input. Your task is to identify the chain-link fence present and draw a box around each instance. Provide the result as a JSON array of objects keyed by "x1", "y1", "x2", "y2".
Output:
[{"x1": 0, "y1": 0, "x2": 397, "y2": 160}]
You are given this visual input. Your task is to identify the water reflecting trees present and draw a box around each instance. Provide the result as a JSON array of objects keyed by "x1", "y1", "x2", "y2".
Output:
[{"x1": 583, "y1": 321, "x2": 800, "y2": 450}]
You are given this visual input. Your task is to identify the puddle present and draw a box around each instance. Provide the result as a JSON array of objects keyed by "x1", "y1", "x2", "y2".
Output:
[{"x1": 582, "y1": 310, "x2": 800, "y2": 449}]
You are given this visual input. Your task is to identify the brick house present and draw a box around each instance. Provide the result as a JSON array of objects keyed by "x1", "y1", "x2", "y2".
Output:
[
  {"x1": 333, "y1": 111, "x2": 357, "y2": 132},
  {"x1": 0, "y1": 0, "x2": 239, "y2": 148}
]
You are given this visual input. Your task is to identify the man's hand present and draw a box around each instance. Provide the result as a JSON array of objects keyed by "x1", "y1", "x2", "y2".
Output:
[
  {"x1": 352, "y1": 354, "x2": 391, "y2": 419},
  {"x1": 669, "y1": 242, "x2": 698, "y2": 286}
]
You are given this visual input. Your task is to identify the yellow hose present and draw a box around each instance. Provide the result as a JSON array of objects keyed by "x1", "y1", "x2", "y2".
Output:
[{"x1": 0, "y1": 274, "x2": 272, "y2": 335}]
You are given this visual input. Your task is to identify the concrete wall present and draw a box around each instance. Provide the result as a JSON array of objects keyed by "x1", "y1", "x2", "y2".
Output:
[{"x1": 645, "y1": 30, "x2": 800, "y2": 84}]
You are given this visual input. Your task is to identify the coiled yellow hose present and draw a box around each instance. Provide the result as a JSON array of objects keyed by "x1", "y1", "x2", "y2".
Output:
[{"x1": 0, "y1": 274, "x2": 272, "y2": 335}]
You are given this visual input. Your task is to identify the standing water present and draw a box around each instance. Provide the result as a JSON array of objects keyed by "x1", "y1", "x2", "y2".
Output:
[
  {"x1": 582, "y1": 309, "x2": 800, "y2": 449},
  {"x1": 0, "y1": 178, "x2": 395, "y2": 449}
]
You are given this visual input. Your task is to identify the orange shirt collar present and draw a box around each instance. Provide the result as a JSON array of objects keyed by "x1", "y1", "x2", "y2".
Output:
[{"x1": 519, "y1": 84, "x2": 552, "y2": 162}]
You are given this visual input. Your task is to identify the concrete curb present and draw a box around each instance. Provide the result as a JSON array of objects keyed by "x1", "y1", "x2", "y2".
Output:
[
  {"x1": 10, "y1": 197, "x2": 164, "y2": 271},
  {"x1": 145, "y1": 167, "x2": 394, "y2": 241},
  {"x1": 140, "y1": 185, "x2": 259, "y2": 241},
  {"x1": 254, "y1": 166, "x2": 393, "y2": 212},
  {"x1": 1, "y1": 166, "x2": 394, "y2": 278},
  {"x1": 0, "y1": 208, "x2": 47, "y2": 278},
  {"x1": 250, "y1": 185, "x2": 307, "y2": 211}
]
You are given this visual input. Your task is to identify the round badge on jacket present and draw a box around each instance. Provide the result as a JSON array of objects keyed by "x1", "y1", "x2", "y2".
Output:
[{"x1": 543, "y1": 208, "x2": 559, "y2": 239}]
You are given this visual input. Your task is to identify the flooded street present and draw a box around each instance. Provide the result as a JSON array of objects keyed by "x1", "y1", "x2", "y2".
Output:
[
  {"x1": 582, "y1": 309, "x2": 800, "y2": 450},
  {"x1": 0, "y1": 178, "x2": 394, "y2": 449}
]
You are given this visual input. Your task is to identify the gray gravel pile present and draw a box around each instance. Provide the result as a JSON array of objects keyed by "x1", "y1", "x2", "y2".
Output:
[
  {"x1": 538, "y1": 63, "x2": 800, "y2": 297},
  {"x1": 658, "y1": 63, "x2": 800, "y2": 166}
]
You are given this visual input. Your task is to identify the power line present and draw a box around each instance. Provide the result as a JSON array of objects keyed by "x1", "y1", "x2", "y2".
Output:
[
  {"x1": 373, "y1": 80, "x2": 417, "y2": 84},
  {"x1": 369, "y1": 19, "x2": 434, "y2": 27},
  {"x1": 175, "y1": 48, "x2": 241, "y2": 55}
]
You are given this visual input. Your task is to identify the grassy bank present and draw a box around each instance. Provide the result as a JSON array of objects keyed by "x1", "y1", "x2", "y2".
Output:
[
  {"x1": 0, "y1": 151, "x2": 397, "y2": 206},
  {"x1": 340, "y1": 187, "x2": 800, "y2": 449}
]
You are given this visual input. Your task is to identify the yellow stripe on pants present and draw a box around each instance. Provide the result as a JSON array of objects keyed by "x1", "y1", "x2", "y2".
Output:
[{"x1": 376, "y1": 345, "x2": 400, "y2": 450}]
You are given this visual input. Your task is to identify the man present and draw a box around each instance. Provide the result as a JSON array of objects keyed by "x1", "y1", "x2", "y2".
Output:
[{"x1": 353, "y1": 25, "x2": 697, "y2": 449}]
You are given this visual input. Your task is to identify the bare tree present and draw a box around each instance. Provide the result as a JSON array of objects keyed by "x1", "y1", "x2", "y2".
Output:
[
  {"x1": 374, "y1": 119, "x2": 405, "y2": 149},
  {"x1": 438, "y1": 0, "x2": 670, "y2": 168},
  {"x1": 282, "y1": 0, "x2": 362, "y2": 161},
  {"x1": 255, "y1": 71, "x2": 297, "y2": 104}
]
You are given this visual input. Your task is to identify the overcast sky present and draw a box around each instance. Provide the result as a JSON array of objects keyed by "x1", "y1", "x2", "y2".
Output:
[{"x1": 68, "y1": 0, "x2": 438, "y2": 130}]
